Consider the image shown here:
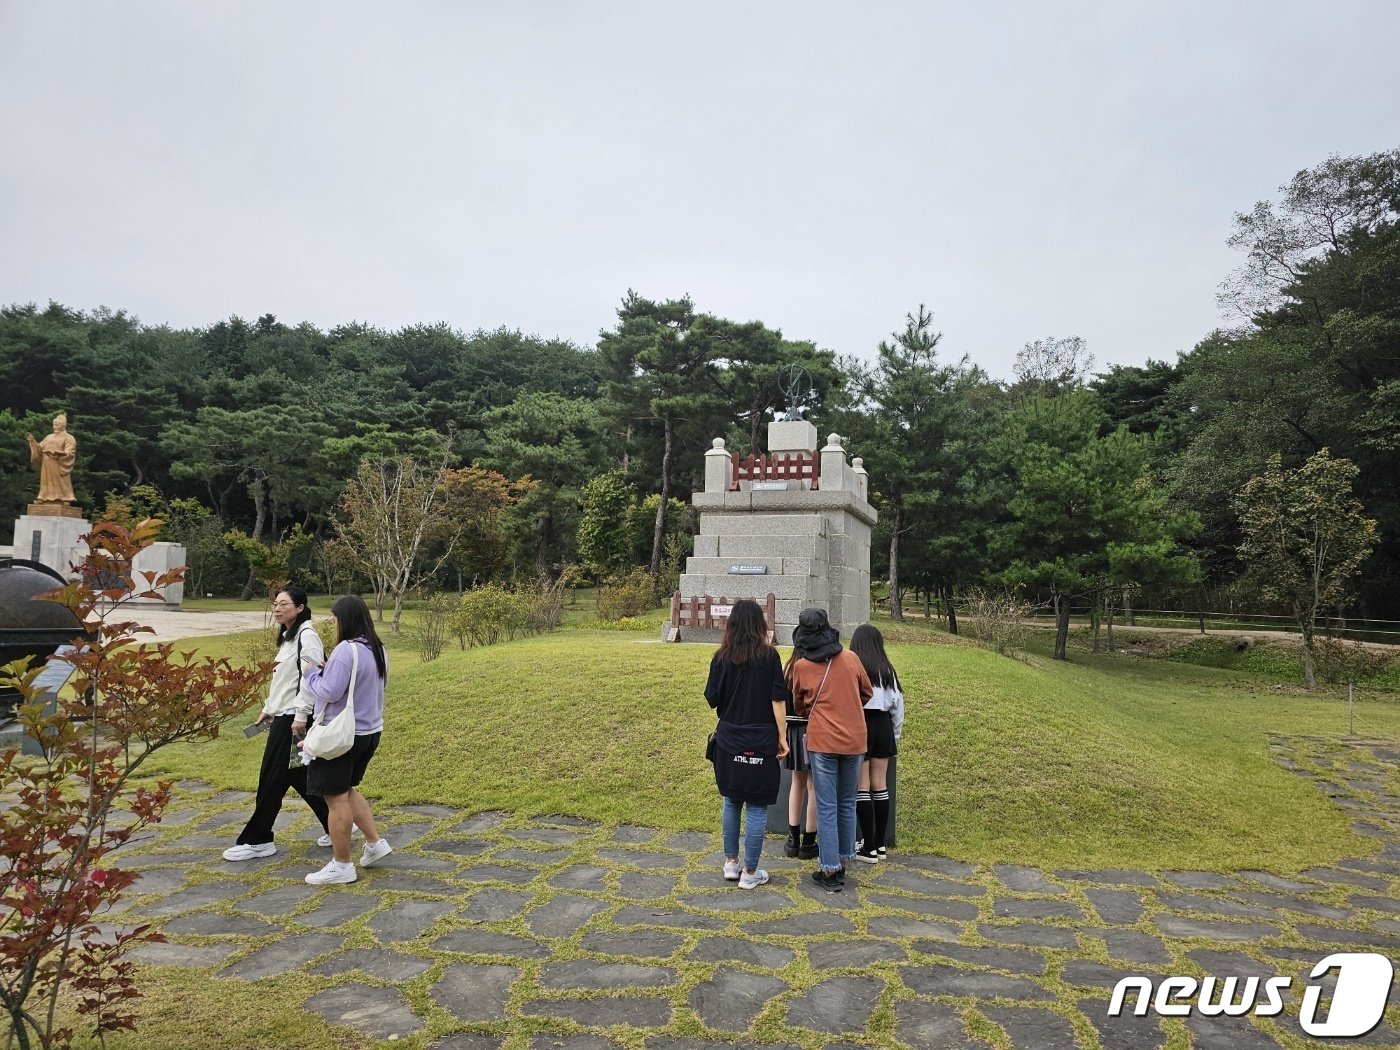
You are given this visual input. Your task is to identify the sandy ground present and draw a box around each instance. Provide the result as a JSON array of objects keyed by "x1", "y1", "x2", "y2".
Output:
[{"x1": 127, "y1": 607, "x2": 268, "y2": 642}]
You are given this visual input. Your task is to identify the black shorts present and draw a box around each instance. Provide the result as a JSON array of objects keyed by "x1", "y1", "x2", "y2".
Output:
[
  {"x1": 864, "y1": 710, "x2": 896, "y2": 759},
  {"x1": 307, "y1": 732, "x2": 381, "y2": 797}
]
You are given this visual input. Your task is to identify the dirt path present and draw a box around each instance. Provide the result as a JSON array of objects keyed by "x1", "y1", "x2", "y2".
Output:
[{"x1": 129, "y1": 607, "x2": 267, "y2": 642}]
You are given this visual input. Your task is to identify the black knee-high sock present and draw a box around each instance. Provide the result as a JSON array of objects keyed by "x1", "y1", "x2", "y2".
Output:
[
  {"x1": 856, "y1": 791, "x2": 873, "y2": 849},
  {"x1": 872, "y1": 791, "x2": 891, "y2": 850}
]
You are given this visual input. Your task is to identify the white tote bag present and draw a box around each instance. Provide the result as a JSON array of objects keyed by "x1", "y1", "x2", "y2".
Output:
[{"x1": 301, "y1": 644, "x2": 358, "y2": 761}]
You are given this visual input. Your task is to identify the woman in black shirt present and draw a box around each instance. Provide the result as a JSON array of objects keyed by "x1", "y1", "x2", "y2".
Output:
[{"x1": 705, "y1": 599, "x2": 789, "y2": 889}]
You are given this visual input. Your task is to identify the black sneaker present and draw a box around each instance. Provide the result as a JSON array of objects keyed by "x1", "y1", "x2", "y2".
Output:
[
  {"x1": 784, "y1": 830, "x2": 800, "y2": 858},
  {"x1": 854, "y1": 848, "x2": 881, "y2": 864},
  {"x1": 811, "y1": 870, "x2": 843, "y2": 892},
  {"x1": 797, "y1": 840, "x2": 819, "y2": 860}
]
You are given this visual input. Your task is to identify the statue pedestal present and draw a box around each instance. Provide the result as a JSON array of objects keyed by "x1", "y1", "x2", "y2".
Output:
[
  {"x1": 25, "y1": 503, "x2": 84, "y2": 519},
  {"x1": 12, "y1": 514, "x2": 91, "y2": 579}
]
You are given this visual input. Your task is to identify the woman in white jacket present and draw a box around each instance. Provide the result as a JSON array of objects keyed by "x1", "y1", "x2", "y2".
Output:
[
  {"x1": 850, "y1": 624, "x2": 904, "y2": 862},
  {"x1": 222, "y1": 586, "x2": 331, "y2": 861}
]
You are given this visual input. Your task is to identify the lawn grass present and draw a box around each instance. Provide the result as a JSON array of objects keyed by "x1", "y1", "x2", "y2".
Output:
[{"x1": 144, "y1": 620, "x2": 1400, "y2": 874}]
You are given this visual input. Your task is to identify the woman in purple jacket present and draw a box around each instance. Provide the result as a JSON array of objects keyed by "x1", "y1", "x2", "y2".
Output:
[{"x1": 300, "y1": 595, "x2": 392, "y2": 885}]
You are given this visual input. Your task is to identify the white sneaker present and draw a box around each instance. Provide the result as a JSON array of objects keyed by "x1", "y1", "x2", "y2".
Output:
[
  {"x1": 316, "y1": 823, "x2": 361, "y2": 847},
  {"x1": 361, "y1": 839, "x2": 393, "y2": 867},
  {"x1": 305, "y1": 860, "x2": 357, "y2": 885},
  {"x1": 222, "y1": 842, "x2": 276, "y2": 862},
  {"x1": 738, "y1": 868, "x2": 769, "y2": 890},
  {"x1": 722, "y1": 859, "x2": 741, "y2": 881}
]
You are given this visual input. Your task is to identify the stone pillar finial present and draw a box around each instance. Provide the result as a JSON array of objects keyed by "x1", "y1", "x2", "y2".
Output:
[
  {"x1": 704, "y1": 437, "x2": 730, "y2": 493},
  {"x1": 820, "y1": 434, "x2": 847, "y2": 492},
  {"x1": 851, "y1": 456, "x2": 869, "y2": 501}
]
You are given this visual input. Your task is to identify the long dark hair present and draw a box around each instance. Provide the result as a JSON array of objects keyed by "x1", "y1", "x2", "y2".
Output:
[
  {"x1": 850, "y1": 623, "x2": 898, "y2": 689},
  {"x1": 331, "y1": 594, "x2": 387, "y2": 680},
  {"x1": 275, "y1": 585, "x2": 312, "y2": 645},
  {"x1": 715, "y1": 598, "x2": 771, "y2": 667}
]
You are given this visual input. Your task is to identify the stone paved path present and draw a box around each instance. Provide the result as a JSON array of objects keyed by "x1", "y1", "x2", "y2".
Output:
[{"x1": 111, "y1": 736, "x2": 1400, "y2": 1048}]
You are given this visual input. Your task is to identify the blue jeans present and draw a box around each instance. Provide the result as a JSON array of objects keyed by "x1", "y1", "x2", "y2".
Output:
[
  {"x1": 810, "y1": 752, "x2": 861, "y2": 873},
  {"x1": 721, "y1": 797, "x2": 767, "y2": 871}
]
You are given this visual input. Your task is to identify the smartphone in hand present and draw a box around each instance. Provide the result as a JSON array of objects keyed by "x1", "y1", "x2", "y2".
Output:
[{"x1": 243, "y1": 722, "x2": 269, "y2": 738}]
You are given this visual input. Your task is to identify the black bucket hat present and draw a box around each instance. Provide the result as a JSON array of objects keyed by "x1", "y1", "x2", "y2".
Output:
[{"x1": 791, "y1": 607, "x2": 842, "y2": 662}]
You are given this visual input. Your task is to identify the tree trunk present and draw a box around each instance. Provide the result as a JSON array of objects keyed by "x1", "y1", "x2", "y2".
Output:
[
  {"x1": 391, "y1": 578, "x2": 406, "y2": 635},
  {"x1": 943, "y1": 580, "x2": 958, "y2": 635},
  {"x1": 923, "y1": 590, "x2": 931, "y2": 620},
  {"x1": 1122, "y1": 586, "x2": 1135, "y2": 626},
  {"x1": 1053, "y1": 593, "x2": 1070, "y2": 660},
  {"x1": 888, "y1": 506, "x2": 904, "y2": 623},
  {"x1": 1106, "y1": 592, "x2": 1115, "y2": 651},
  {"x1": 1090, "y1": 596, "x2": 1101, "y2": 653},
  {"x1": 1301, "y1": 619, "x2": 1317, "y2": 690},
  {"x1": 650, "y1": 418, "x2": 673, "y2": 579}
]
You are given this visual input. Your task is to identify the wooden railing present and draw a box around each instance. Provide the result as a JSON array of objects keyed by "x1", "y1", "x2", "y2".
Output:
[
  {"x1": 729, "y1": 451, "x2": 819, "y2": 491},
  {"x1": 667, "y1": 591, "x2": 776, "y2": 642}
]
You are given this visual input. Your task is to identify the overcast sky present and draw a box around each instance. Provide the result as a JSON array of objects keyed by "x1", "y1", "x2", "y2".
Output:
[{"x1": 2, "y1": 2, "x2": 1397, "y2": 379}]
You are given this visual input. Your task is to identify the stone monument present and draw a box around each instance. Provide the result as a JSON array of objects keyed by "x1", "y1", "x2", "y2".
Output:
[
  {"x1": 671, "y1": 417, "x2": 876, "y2": 644},
  {"x1": 5, "y1": 415, "x2": 185, "y2": 606}
]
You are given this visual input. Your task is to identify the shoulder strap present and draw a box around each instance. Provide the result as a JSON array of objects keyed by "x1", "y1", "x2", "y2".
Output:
[
  {"x1": 345, "y1": 642, "x2": 359, "y2": 720},
  {"x1": 808, "y1": 659, "x2": 834, "y2": 713},
  {"x1": 293, "y1": 624, "x2": 318, "y2": 696}
]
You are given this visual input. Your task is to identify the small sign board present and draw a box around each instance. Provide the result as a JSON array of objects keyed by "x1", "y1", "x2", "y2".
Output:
[
  {"x1": 728, "y1": 565, "x2": 768, "y2": 575},
  {"x1": 751, "y1": 481, "x2": 789, "y2": 491},
  {"x1": 710, "y1": 604, "x2": 733, "y2": 618}
]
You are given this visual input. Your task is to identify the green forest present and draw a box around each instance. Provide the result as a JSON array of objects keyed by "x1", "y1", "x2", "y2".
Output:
[{"x1": 2, "y1": 148, "x2": 1396, "y2": 628}]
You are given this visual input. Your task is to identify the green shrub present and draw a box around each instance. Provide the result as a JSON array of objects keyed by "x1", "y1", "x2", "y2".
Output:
[
  {"x1": 451, "y1": 585, "x2": 530, "y2": 648},
  {"x1": 572, "y1": 616, "x2": 667, "y2": 632},
  {"x1": 414, "y1": 592, "x2": 454, "y2": 662},
  {"x1": 596, "y1": 568, "x2": 656, "y2": 621}
]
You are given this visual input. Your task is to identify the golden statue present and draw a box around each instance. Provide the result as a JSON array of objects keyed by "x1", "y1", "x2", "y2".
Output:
[{"x1": 26, "y1": 414, "x2": 78, "y2": 506}]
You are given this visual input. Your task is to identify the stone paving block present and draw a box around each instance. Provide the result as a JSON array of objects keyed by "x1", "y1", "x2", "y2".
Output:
[
  {"x1": 238, "y1": 885, "x2": 309, "y2": 917},
  {"x1": 897, "y1": 855, "x2": 979, "y2": 879},
  {"x1": 1163, "y1": 870, "x2": 1239, "y2": 890},
  {"x1": 665, "y1": 831, "x2": 714, "y2": 851},
  {"x1": 902, "y1": 964, "x2": 1053, "y2": 1001},
  {"x1": 613, "y1": 905, "x2": 729, "y2": 931},
  {"x1": 1099, "y1": 929, "x2": 1172, "y2": 965},
  {"x1": 785, "y1": 975, "x2": 884, "y2": 1033},
  {"x1": 867, "y1": 915, "x2": 961, "y2": 941},
  {"x1": 687, "y1": 936, "x2": 796, "y2": 969},
  {"x1": 1154, "y1": 916, "x2": 1281, "y2": 941},
  {"x1": 1184, "y1": 1014, "x2": 1284, "y2": 1048},
  {"x1": 1056, "y1": 868, "x2": 1159, "y2": 888},
  {"x1": 878, "y1": 869, "x2": 987, "y2": 896},
  {"x1": 993, "y1": 864, "x2": 1068, "y2": 895},
  {"x1": 615, "y1": 872, "x2": 677, "y2": 898},
  {"x1": 992, "y1": 897, "x2": 1085, "y2": 921},
  {"x1": 206, "y1": 789, "x2": 254, "y2": 806},
  {"x1": 807, "y1": 938, "x2": 907, "y2": 968},
  {"x1": 297, "y1": 891, "x2": 372, "y2": 928},
  {"x1": 460, "y1": 888, "x2": 535, "y2": 922},
  {"x1": 431, "y1": 962, "x2": 520, "y2": 1021},
  {"x1": 219, "y1": 932, "x2": 344, "y2": 980},
  {"x1": 1156, "y1": 891, "x2": 1276, "y2": 920},
  {"x1": 1077, "y1": 997, "x2": 1165, "y2": 1050},
  {"x1": 129, "y1": 941, "x2": 241, "y2": 967},
  {"x1": 380, "y1": 821, "x2": 432, "y2": 845},
  {"x1": 550, "y1": 865, "x2": 612, "y2": 890},
  {"x1": 794, "y1": 877, "x2": 861, "y2": 909},
  {"x1": 432, "y1": 929, "x2": 552, "y2": 958},
  {"x1": 915, "y1": 942, "x2": 1048, "y2": 975},
  {"x1": 895, "y1": 1000, "x2": 994, "y2": 1049},
  {"x1": 689, "y1": 966, "x2": 788, "y2": 1030},
  {"x1": 1084, "y1": 888, "x2": 1146, "y2": 925},
  {"x1": 525, "y1": 894, "x2": 611, "y2": 937},
  {"x1": 453, "y1": 812, "x2": 509, "y2": 834},
  {"x1": 977, "y1": 923, "x2": 1079, "y2": 950},
  {"x1": 579, "y1": 929, "x2": 685, "y2": 958},
  {"x1": 678, "y1": 891, "x2": 791, "y2": 914},
  {"x1": 141, "y1": 879, "x2": 249, "y2": 916},
  {"x1": 613, "y1": 824, "x2": 659, "y2": 843},
  {"x1": 648, "y1": 1040, "x2": 785, "y2": 1050},
  {"x1": 981, "y1": 1005, "x2": 1080, "y2": 1049},
  {"x1": 864, "y1": 891, "x2": 978, "y2": 921},
  {"x1": 308, "y1": 946, "x2": 434, "y2": 980},
  {"x1": 1061, "y1": 960, "x2": 1144, "y2": 989},
  {"x1": 526, "y1": 1038, "x2": 619, "y2": 1050},
  {"x1": 369, "y1": 898, "x2": 456, "y2": 941},
  {"x1": 197, "y1": 810, "x2": 245, "y2": 831},
  {"x1": 1300, "y1": 866, "x2": 1390, "y2": 891},
  {"x1": 540, "y1": 960, "x2": 676, "y2": 990},
  {"x1": 1239, "y1": 871, "x2": 1322, "y2": 893},
  {"x1": 495, "y1": 846, "x2": 570, "y2": 865},
  {"x1": 420, "y1": 837, "x2": 495, "y2": 857},
  {"x1": 509, "y1": 826, "x2": 584, "y2": 845},
  {"x1": 397, "y1": 803, "x2": 458, "y2": 819},
  {"x1": 596, "y1": 848, "x2": 688, "y2": 869},
  {"x1": 1228, "y1": 890, "x2": 1349, "y2": 920},
  {"x1": 1293, "y1": 922, "x2": 1400, "y2": 948},
  {"x1": 369, "y1": 872, "x2": 461, "y2": 895},
  {"x1": 125, "y1": 851, "x2": 209, "y2": 868},
  {"x1": 162, "y1": 912, "x2": 281, "y2": 937},
  {"x1": 535, "y1": 813, "x2": 601, "y2": 828},
  {"x1": 457, "y1": 863, "x2": 538, "y2": 885},
  {"x1": 369, "y1": 852, "x2": 460, "y2": 873},
  {"x1": 522, "y1": 996, "x2": 671, "y2": 1027},
  {"x1": 1349, "y1": 893, "x2": 1400, "y2": 914},
  {"x1": 125, "y1": 867, "x2": 188, "y2": 896}
]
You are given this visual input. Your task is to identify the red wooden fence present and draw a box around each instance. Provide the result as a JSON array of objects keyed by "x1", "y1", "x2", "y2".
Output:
[
  {"x1": 729, "y1": 451, "x2": 819, "y2": 491},
  {"x1": 667, "y1": 591, "x2": 776, "y2": 642}
]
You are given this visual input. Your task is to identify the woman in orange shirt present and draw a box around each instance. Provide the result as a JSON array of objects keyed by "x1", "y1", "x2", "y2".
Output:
[{"x1": 787, "y1": 608, "x2": 872, "y2": 891}]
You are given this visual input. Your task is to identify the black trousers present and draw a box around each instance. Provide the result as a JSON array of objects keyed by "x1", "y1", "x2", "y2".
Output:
[{"x1": 236, "y1": 713, "x2": 330, "y2": 845}]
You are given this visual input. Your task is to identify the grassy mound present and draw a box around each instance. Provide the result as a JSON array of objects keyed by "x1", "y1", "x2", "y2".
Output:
[{"x1": 146, "y1": 627, "x2": 1400, "y2": 873}]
